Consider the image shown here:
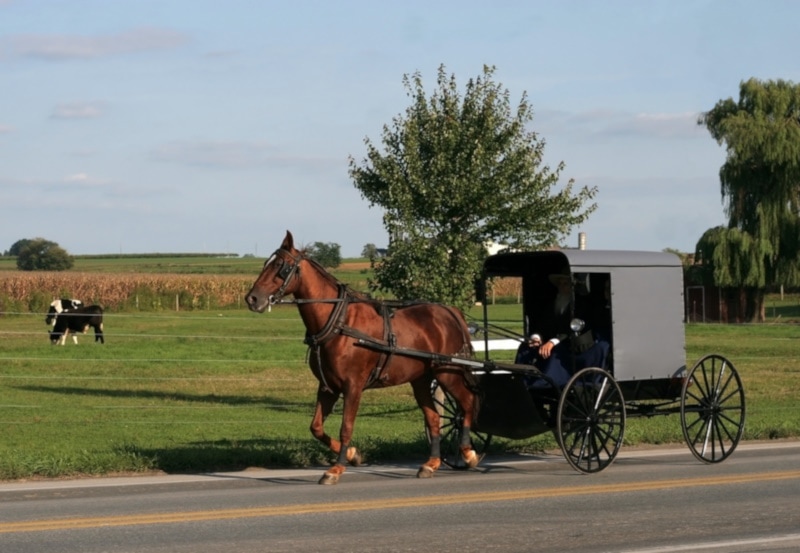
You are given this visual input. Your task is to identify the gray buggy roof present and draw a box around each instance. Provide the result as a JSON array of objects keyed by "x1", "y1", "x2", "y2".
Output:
[
  {"x1": 483, "y1": 249, "x2": 681, "y2": 275},
  {"x1": 482, "y1": 249, "x2": 686, "y2": 381}
]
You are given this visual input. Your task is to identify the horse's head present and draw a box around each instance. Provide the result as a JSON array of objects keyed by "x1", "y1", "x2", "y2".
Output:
[{"x1": 245, "y1": 230, "x2": 304, "y2": 313}]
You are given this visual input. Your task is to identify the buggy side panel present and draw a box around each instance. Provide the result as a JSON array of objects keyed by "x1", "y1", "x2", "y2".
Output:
[{"x1": 605, "y1": 265, "x2": 686, "y2": 380}]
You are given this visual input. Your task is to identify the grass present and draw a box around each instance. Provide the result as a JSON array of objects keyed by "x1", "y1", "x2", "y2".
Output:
[
  {"x1": 0, "y1": 254, "x2": 798, "y2": 480},
  {"x1": 1, "y1": 302, "x2": 799, "y2": 481}
]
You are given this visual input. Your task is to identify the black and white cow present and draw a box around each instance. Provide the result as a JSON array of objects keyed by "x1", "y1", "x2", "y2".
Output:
[
  {"x1": 45, "y1": 298, "x2": 84, "y2": 326},
  {"x1": 49, "y1": 305, "x2": 105, "y2": 345}
]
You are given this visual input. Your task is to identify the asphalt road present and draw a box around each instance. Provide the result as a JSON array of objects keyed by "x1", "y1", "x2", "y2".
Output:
[{"x1": 1, "y1": 442, "x2": 798, "y2": 553}]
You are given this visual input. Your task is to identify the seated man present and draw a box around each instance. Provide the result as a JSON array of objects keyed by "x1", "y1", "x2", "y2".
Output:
[{"x1": 528, "y1": 268, "x2": 610, "y2": 389}]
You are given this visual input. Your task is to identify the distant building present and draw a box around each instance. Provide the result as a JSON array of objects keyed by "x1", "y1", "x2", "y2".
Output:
[{"x1": 485, "y1": 241, "x2": 509, "y2": 256}]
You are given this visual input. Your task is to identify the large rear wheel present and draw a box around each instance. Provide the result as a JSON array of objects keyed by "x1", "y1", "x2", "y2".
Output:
[
  {"x1": 681, "y1": 354, "x2": 745, "y2": 464},
  {"x1": 557, "y1": 367, "x2": 626, "y2": 473},
  {"x1": 428, "y1": 380, "x2": 492, "y2": 469}
]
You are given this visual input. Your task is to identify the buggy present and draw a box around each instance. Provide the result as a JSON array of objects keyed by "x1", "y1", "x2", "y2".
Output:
[{"x1": 433, "y1": 249, "x2": 746, "y2": 473}]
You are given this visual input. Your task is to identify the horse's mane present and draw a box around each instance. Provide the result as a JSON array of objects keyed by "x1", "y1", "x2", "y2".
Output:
[
  {"x1": 297, "y1": 248, "x2": 462, "y2": 316},
  {"x1": 299, "y1": 250, "x2": 372, "y2": 302}
]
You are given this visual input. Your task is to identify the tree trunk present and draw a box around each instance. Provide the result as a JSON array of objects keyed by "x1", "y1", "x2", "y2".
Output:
[{"x1": 745, "y1": 287, "x2": 765, "y2": 323}]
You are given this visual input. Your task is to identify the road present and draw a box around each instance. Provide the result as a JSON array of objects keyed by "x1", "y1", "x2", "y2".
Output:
[{"x1": 1, "y1": 442, "x2": 798, "y2": 553}]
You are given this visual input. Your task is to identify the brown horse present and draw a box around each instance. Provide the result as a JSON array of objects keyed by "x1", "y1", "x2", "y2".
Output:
[{"x1": 245, "y1": 231, "x2": 480, "y2": 485}]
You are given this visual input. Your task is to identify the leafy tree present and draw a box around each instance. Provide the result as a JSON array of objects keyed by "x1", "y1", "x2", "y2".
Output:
[
  {"x1": 16, "y1": 238, "x2": 74, "y2": 271},
  {"x1": 361, "y1": 243, "x2": 379, "y2": 260},
  {"x1": 8, "y1": 238, "x2": 34, "y2": 257},
  {"x1": 697, "y1": 78, "x2": 800, "y2": 321},
  {"x1": 305, "y1": 242, "x2": 341, "y2": 269},
  {"x1": 349, "y1": 64, "x2": 597, "y2": 310}
]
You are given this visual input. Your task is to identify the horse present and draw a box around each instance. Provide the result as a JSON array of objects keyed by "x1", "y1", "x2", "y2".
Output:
[{"x1": 245, "y1": 231, "x2": 481, "y2": 485}]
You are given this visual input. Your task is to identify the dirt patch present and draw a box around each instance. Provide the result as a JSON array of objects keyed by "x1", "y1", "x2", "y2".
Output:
[{"x1": 340, "y1": 262, "x2": 371, "y2": 271}]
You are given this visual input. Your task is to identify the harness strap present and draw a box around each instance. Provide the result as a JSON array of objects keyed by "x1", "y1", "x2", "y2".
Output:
[{"x1": 300, "y1": 284, "x2": 401, "y2": 392}]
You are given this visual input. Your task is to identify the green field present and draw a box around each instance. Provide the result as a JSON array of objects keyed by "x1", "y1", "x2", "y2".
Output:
[
  {"x1": 1, "y1": 305, "x2": 799, "y2": 481},
  {"x1": 0, "y1": 255, "x2": 798, "y2": 481}
]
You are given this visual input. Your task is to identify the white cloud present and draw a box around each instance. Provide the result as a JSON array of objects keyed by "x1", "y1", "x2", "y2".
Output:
[
  {"x1": 609, "y1": 112, "x2": 706, "y2": 139},
  {"x1": 0, "y1": 123, "x2": 14, "y2": 133},
  {"x1": 51, "y1": 101, "x2": 106, "y2": 120},
  {"x1": 150, "y1": 141, "x2": 277, "y2": 169},
  {"x1": 63, "y1": 173, "x2": 108, "y2": 187},
  {"x1": 5, "y1": 27, "x2": 187, "y2": 61},
  {"x1": 537, "y1": 109, "x2": 706, "y2": 140},
  {"x1": 149, "y1": 141, "x2": 344, "y2": 172}
]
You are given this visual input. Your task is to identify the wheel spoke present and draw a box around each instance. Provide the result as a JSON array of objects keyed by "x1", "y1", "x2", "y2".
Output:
[
  {"x1": 557, "y1": 368, "x2": 625, "y2": 474},
  {"x1": 681, "y1": 354, "x2": 745, "y2": 464},
  {"x1": 428, "y1": 381, "x2": 491, "y2": 469}
]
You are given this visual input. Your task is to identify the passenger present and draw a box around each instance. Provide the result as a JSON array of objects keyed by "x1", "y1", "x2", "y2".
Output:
[{"x1": 528, "y1": 267, "x2": 610, "y2": 388}]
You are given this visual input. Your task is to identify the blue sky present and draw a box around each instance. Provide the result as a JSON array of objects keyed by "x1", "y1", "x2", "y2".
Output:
[{"x1": 2, "y1": 0, "x2": 798, "y2": 257}]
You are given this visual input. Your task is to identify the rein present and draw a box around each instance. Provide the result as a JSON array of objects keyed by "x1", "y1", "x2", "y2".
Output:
[{"x1": 267, "y1": 248, "x2": 396, "y2": 392}]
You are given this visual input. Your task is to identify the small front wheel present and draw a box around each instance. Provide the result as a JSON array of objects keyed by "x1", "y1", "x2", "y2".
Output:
[
  {"x1": 681, "y1": 354, "x2": 745, "y2": 464},
  {"x1": 557, "y1": 367, "x2": 626, "y2": 473}
]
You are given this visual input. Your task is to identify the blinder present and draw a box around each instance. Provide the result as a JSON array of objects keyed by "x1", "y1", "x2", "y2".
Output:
[
  {"x1": 277, "y1": 256, "x2": 296, "y2": 281},
  {"x1": 268, "y1": 248, "x2": 302, "y2": 304}
]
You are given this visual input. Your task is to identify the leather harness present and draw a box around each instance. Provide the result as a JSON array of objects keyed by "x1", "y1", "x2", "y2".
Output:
[{"x1": 268, "y1": 248, "x2": 399, "y2": 393}]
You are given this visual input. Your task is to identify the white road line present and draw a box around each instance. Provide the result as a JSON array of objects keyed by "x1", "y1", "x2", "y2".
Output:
[{"x1": 609, "y1": 533, "x2": 800, "y2": 553}]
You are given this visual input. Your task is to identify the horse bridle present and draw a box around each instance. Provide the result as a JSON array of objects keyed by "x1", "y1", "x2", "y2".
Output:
[{"x1": 266, "y1": 247, "x2": 304, "y2": 305}]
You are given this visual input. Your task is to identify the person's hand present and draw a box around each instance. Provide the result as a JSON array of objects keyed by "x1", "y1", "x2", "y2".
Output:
[{"x1": 539, "y1": 340, "x2": 554, "y2": 359}]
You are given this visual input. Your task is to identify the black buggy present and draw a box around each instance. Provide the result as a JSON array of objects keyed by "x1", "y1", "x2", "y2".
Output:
[{"x1": 431, "y1": 249, "x2": 747, "y2": 473}]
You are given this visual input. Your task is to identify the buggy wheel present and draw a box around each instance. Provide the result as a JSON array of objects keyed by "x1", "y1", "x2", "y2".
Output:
[
  {"x1": 557, "y1": 367, "x2": 626, "y2": 474},
  {"x1": 681, "y1": 354, "x2": 745, "y2": 464},
  {"x1": 428, "y1": 381, "x2": 492, "y2": 470}
]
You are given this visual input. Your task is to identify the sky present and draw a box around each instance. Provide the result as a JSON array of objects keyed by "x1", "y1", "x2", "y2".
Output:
[{"x1": 2, "y1": 0, "x2": 799, "y2": 258}]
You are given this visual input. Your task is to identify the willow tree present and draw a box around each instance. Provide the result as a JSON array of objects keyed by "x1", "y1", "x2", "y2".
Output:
[
  {"x1": 698, "y1": 78, "x2": 800, "y2": 321},
  {"x1": 349, "y1": 65, "x2": 597, "y2": 311}
]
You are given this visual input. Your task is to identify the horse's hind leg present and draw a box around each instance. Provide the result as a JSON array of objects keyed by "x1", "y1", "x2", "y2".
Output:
[
  {"x1": 411, "y1": 377, "x2": 442, "y2": 478},
  {"x1": 310, "y1": 386, "x2": 362, "y2": 485},
  {"x1": 436, "y1": 368, "x2": 480, "y2": 468}
]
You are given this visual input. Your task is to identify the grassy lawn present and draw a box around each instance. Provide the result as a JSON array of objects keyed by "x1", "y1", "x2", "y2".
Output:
[
  {"x1": 1, "y1": 301, "x2": 798, "y2": 481},
  {"x1": 0, "y1": 255, "x2": 798, "y2": 480}
]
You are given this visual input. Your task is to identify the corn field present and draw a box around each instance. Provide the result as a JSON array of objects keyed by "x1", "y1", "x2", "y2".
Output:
[{"x1": 0, "y1": 272, "x2": 255, "y2": 313}]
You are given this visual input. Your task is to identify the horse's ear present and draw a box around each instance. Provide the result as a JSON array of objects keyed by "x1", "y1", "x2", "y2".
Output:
[{"x1": 281, "y1": 230, "x2": 294, "y2": 250}]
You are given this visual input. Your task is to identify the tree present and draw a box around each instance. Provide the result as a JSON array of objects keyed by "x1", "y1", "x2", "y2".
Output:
[
  {"x1": 16, "y1": 238, "x2": 74, "y2": 271},
  {"x1": 697, "y1": 78, "x2": 800, "y2": 321},
  {"x1": 305, "y1": 242, "x2": 341, "y2": 269},
  {"x1": 8, "y1": 238, "x2": 34, "y2": 257},
  {"x1": 361, "y1": 243, "x2": 379, "y2": 260},
  {"x1": 349, "y1": 64, "x2": 597, "y2": 310},
  {"x1": 694, "y1": 226, "x2": 774, "y2": 321}
]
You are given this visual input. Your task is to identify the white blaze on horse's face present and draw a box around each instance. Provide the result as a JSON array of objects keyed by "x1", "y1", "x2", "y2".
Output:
[{"x1": 262, "y1": 254, "x2": 280, "y2": 307}]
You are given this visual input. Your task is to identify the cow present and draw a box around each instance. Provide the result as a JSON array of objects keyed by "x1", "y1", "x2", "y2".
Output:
[
  {"x1": 49, "y1": 305, "x2": 105, "y2": 345},
  {"x1": 45, "y1": 298, "x2": 84, "y2": 326}
]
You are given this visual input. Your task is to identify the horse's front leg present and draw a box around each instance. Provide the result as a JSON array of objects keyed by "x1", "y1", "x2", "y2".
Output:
[
  {"x1": 412, "y1": 378, "x2": 442, "y2": 478},
  {"x1": 309, "y1": 385, "x2": 362, "y2": 473},
  {"x1": 318, "y1": 385, "x2": 364, "y2": 485}
]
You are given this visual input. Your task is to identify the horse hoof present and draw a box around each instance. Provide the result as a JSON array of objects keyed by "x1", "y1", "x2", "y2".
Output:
[
  {"x1": 346, "y1": 446, "x2": 362, "y2": 467},
  {"x1": 318, "y1": 472, "x2": 339, "y2": 485},
  {"x1": 416, "y1": 465, "x2": 435, "y2": 478},
  {"x1": 462, "y1": 449, "x2": 479, "y2": 469}
]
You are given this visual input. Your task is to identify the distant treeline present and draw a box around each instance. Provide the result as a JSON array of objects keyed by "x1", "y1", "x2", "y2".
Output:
[{"x1": 72, "y1": 253, "x2": 242, "y2": 259}]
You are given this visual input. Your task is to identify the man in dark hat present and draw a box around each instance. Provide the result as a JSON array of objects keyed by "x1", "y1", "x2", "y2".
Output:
[{"x1": 527, "y1": 267, "x2": 610, "y2": 388}]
